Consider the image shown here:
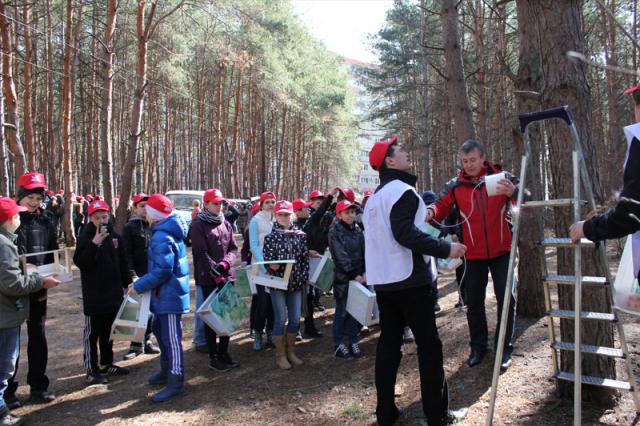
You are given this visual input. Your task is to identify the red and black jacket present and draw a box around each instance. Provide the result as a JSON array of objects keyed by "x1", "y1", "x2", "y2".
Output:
[{"x1": 431, "y1": 161, "x2": 518, "y2": 261}]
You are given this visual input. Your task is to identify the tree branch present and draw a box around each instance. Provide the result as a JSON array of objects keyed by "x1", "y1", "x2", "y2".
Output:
[{"x1": 147, "y1": 0, "x2": 186, "y2": 40}]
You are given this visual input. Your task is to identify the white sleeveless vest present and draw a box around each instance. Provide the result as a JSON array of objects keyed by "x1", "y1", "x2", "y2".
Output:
[{"x1": 363, "y1": 179, "x2": 429, "y2": 286}]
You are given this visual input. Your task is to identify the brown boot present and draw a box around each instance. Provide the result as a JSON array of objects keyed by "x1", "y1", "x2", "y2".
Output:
[
  {"x1": 286, "y1": 333, "x2": 303, "y2": 366},
  {"x1": 275, "y1": 335, "x2": 291, "y2": 370}
]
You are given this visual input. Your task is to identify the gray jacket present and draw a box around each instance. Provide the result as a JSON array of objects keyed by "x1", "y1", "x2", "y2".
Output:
[{"x1": 0, "y1": 227, "x2": 43, "y2": 328}]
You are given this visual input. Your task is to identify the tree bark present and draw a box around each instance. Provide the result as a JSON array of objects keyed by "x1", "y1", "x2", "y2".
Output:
[
  {"x1": 61, "y1": 0, "x2": 76, "y2": 246},
  {"x1": 535, "y1": 0, "x2": 615, "y2": 403},
  {"x1": 100, "y1": 0, "x2": 118, "y2": 212},
  {"x1": 0, "y1": 1, "x2": 26, "y2": 177},
  {"x1": 22, "y1": 2, "x2": 36, "y2": 172},
  {"x1": 440, "y1": 0, "x2": 476, "y2": 144},
  {"x1": 514, "y1": 0, "x2": 546, "y2": 318}
]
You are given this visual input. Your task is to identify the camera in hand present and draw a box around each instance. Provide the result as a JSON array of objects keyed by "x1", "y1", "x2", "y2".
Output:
[{"x1": 100, "y1": 223, "x2": 108, "y2": 234}]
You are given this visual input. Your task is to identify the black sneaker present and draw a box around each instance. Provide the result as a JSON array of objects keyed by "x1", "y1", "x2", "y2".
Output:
[
  {"x1": 3, "y1": 395, "x2": 20, "y2": 410},
  {"x1": 334, "y1": 344, "x2": 352, "y2": 359},
  {"x1": 304, "y1": 326, "x2": 323, "y2": 338},
  {"x1": 209, "y1": 357, "x2": 233, "y2": 372},
  {"x1": 296, "y1": 330, "x2": 303, "y2": 341},
  {"x1": 144, "y1": 341, "x2": 160, "y2": 354},
  {"x1": 29, "y1": 390, "x2": 56, "y2": 404},
  {"x1": 350, "y1": 343, "x2": 363, "y2": 358},
  {"x1": 0, "y1": 410, "x2": 24, "y2": 426},
  {"x1": 85, "y1": 370, "x2": 108, "y2": 385},
  {"x1": 218, "y1": 353, "x2": 239, "y2": 370},
  {"x1": 123, "y1": 349, "x2": 143, "y2": 360},
  {"x1": 99, "y1": 364, "x2": 130, "y2": 376},
  {"x1": 500, "y1": 353, "x2": 512, "y2": 371}
]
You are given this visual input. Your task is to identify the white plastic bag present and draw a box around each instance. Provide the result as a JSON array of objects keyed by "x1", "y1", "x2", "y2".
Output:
[{"x1": 613, "y1": 236, "x2": 640, "y2": 315}]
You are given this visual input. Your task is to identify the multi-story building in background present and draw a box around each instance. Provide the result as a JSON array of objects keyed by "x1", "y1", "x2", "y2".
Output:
[{"x1": 340, "y1": 56, "x2": 385, "y2": 195}]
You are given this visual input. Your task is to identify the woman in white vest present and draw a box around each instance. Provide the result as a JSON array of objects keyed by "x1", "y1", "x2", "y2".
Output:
[
  {"x1": 248, "y1": 191, "x2": 277, "y2": 351},
  {"x1": 363, "y1": 136, "x2": 466, "y2": 426}
]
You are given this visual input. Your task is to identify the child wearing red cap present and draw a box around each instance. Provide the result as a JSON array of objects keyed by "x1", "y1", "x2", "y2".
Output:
[
  {"x1": 329, "y1": 200, "x2": 366, "y2": 359},
  {"x1": 248, "y1": 192, "x2": 277, "y2": 352},
  {"x1": 130, "y1": 194, "x2": 190, "y2": 403},
  {"x1": 121, "y1": 193, "x2": 159, "y2": 360},
  {"x1": 73, "y1": 201, "x2": 132, "y2": 386},
  {"x1": 190, "y1": 188, "x2": 239, "y2": 372},
  {"x1": 0, "y1": 197, "x2": 60, "y2": 426},
  {"x1": 262, "y1": 200, "x2": 310, "y2": 370},
  {"x1": 5, "y1": 173, "x2": 59, "y2": 408}
]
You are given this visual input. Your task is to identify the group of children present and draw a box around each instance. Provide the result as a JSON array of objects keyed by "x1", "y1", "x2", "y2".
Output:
[{"x1": 0, "y1": 174, "x2": 374, "y2": 425}]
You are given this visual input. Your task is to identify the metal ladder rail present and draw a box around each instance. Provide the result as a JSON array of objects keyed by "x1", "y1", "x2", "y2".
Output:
[
  {"x1": 572, "y1": 122, "x2": 640, "y2": 413},
  {"x1": 485, "y1": 105, "x2": 639, "y2": 425}
]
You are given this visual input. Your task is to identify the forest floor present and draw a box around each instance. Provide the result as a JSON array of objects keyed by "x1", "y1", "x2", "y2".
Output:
[{"x1": 9, "y1": 238, "x2": 640, "y2": 426}]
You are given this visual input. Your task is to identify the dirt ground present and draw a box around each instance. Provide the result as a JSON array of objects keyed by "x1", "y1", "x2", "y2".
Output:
[{"x1": 9, "y1": 241, "x2": 640, "y2": 426}]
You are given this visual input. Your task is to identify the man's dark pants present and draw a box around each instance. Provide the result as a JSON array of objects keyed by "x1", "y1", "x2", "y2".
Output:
[
  {"x1": 463, "y1": 253, "x2": 516, "y2": 354},
  {"x1": 375, "y1": 285, "x2": 448, "y2": 426}
]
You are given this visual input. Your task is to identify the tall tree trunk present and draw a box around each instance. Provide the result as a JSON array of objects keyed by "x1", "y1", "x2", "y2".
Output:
[
  {"x1": 419, "y1": 0, "x2": 431, "y2": 190},
  {"x1": 0, "y1": 2, "x2": 26, "y2": 177},
  {"x1": 440, "y1": 0, "x2": 476, "y2": 144},
  {"x1": 535, "y1": 0, "x2": 615, "y2": 403},
  {"x1": 101, "y1": 0, "x2": 118, "y2": 212},
  {"x1": 61, "y1": 0, "x2": 75, "y2": 245},
  {"x1": 0, "y1": 60, "x2": 7, "y2": 195},
  {"x1": 115, "y1": 0, "x2": 184, "y2": 230},
  {"x1": 23, "y1": 3, "x2": 36, "y2": 172},
  {"x1": 116, "y1": 0, "x2": 155, "y2": 232},
  {"x1": 514, "y1": 0, "x2": 546, "y2": 318}
]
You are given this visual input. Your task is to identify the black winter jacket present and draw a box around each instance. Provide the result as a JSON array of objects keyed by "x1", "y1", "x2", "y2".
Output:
[
  {"x1": 122, "y1": 216, "x2": 151, "y2": 277},
  {"x1": 263, "y1": 222, "x2": 309, "y2": 292},
  {"x1": 303, "y1": 195, "x2": 336, "y2": 254},
  {"x1": 375, "y1": 168, "x2": 451, "y2": 292},
  {"x1": 584, "y1": 136, "x2": 640, "y2": 241},
  {"x1": 15, "y1": 209, "x2": 59, "y2": 266},
  {"x1": 73, "y1": 222, "x2": 132, "y2": 315},
  {"x1": 15, "y1": 209, "x2": 59, "y2": 300},
  {"x1": 328, "y1": 220, "x2": 365, "y2": 299}
]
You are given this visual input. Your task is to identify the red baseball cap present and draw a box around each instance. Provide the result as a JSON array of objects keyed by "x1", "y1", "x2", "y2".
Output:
[
  {"x1": 369, "y1": 135, "x2": 398, "y2": 171},
  {"x1": 337, "y1": 187, "x2": 356, "y2": 203},
  {"x1": 363, "y1": 190, "x2": 373, "y2": 199},
  {"x1": 17, "y1": 173, "x2": 47, "y2": 190},
  {"x1": 94, "y1": 194, "x2": 102, "y2": 201},
  {"x1": 204, "y1": 188, "x2": 225, "y2": 204},
  {"x1": 335, "y1": 199, "x2": 356, "y2": 215},
  {"x1": 88, "y1": 200, "x2": 110, "y2": 216},
  {"x1": 132, "y1": 193, "x2": 149, "y2": 205},
  {"x1": 56, "y1": 189, "x2": 65, "y2": 195},
  {"x1": 260, "y1": 191, "x2": 276, "y2": 204},
  {"x1": 624, "y1": 83, "x2": 640, "y2": 94},
  {"x1": 146, "y1": 193, "x2": 173, "y2": 215},
  {"x1": 274, "y1": 200, "x2": 294, "y2": 214},
  {"x1": 85, "y1": 194, "x2": 93, "y2": 201},
  {"x1": 75, "y1": 196, "x2": 83, "y2": 202},
  {"x1": 0, "y1": 197, "x2": 27, "y2": 222},
  {"x1": 309, "y1": 190, "x2": 325, "y2": 200},
  {"x1": 292, "y1": 198, "x2": 312, "y2": 212}
]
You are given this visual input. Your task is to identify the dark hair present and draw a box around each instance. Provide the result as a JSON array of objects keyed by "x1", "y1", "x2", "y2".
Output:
[
  {"x1": 459, "y1": 139, "x2": 486, "y2": 156},
  {"x1": 633, "y1": 90, "x2": 640, "y2": 107},
  {"x1": 379, "y1": 142, "x2": 397, "y2": 171}
]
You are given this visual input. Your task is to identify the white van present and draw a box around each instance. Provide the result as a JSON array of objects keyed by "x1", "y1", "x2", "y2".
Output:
[{"x1": 165, "y1": 190, "x2": 204, "y2": 230}]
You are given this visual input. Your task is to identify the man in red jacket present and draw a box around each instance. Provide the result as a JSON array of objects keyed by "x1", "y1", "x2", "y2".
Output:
[{"x1": 427, "y1": 140, "x2": 519, "y2": 370}]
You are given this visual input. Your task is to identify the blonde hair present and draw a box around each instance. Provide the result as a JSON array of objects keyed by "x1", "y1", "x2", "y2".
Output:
[{"x1": 192, "y1": 199, "x2": 201, "y2": 207}]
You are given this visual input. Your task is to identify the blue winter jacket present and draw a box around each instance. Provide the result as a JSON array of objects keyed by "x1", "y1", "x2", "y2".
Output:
[{"x1": 134, "y1": 214, "x2": 190, "y2": 314}]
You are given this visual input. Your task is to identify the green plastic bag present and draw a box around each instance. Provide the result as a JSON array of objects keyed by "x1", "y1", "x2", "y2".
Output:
[
  {"x1": 309, "y1": 255, "x2": 334, "y2": 293},
  {"x1": 234, "y1": 266, "x2": 252, "y2": 297}
]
